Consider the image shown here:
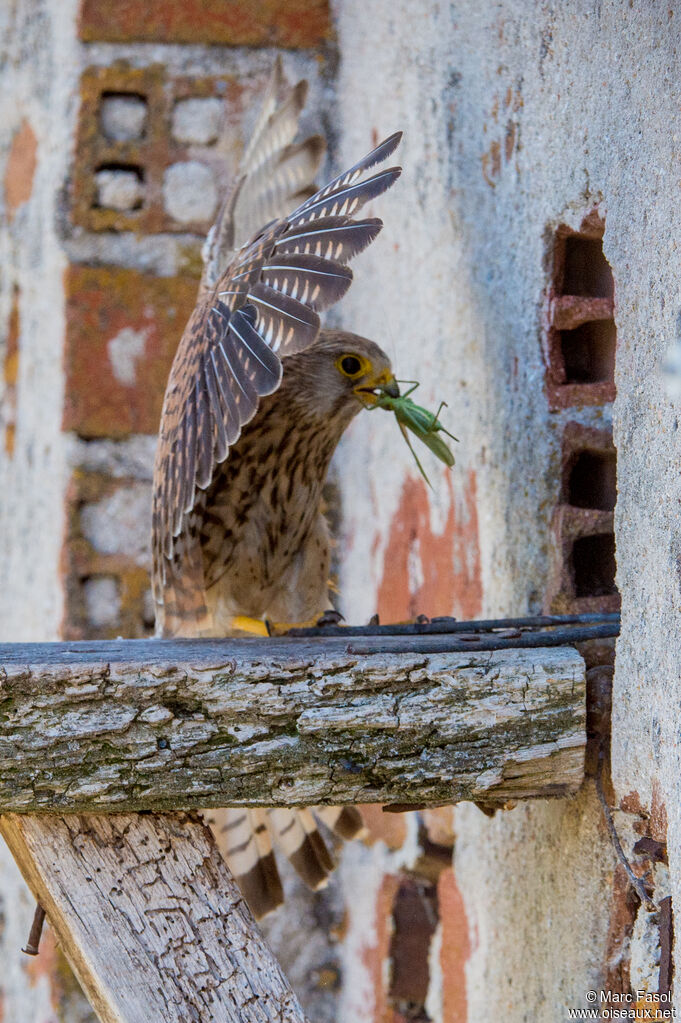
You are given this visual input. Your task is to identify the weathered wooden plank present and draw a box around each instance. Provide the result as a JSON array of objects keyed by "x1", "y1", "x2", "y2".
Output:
[
  {"x1": 0, "y1": 811, "x2": 308, "y2": 1023},
  {"x1": 0, "y1": 638, "x2": 586, "y2": 811}
]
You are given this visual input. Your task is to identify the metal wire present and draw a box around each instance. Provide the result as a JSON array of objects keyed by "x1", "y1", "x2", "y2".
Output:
[{"x1": 287, "y1": 612, "x2": 620, "y2": 652}]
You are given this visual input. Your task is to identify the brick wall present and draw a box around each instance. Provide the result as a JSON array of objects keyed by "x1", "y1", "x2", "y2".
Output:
[
  {"x1": 0, "y1": 2, "x2": 336, "y2": 1020},
  {"x1": 57, "y1": 7, "x2": 333, "y2": 644}
]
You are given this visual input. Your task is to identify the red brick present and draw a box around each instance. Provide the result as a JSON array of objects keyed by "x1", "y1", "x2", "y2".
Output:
[
  {"x1": 422, "y1": 807, "x2": 455, "y2": 848},
  {"x1": 438, "y1": 869, "x2": 471, "y2": 1022},
  {"x1": 543, "y1": 212, "x2": 616, "y2": 410},
  {"x1": 64, "y1": 265, "x2": 197, "y2": 438},
  {"x1": 72, "y1": 64, "x2": 248, "y2": 236},
  {"x1": 62, "y1": 471, "x2": 156, "y2": 639},
  {"x1": 649, "y1": 780, "x2": 668, "y2": 845},
  {"x1": 603, "y1": 864, "x2": 638, "y2": 994},
  {"x1": 4, "y1": 120, "x2": 37, "y2": 222},
  {"x1": 376, "y1": 471, "x2": 483, "y2": 624},
  {"x1": 360, "y1": 874, "x2": 400, "y2": 1023},
  {"x1": 359, "y1": 805, "x2": 408, "y2": 851},
  {"x1": 545, "y1": 504, "x2": 619, "y2": 615},
  {"x1": 79, "y1": 0, "x2": 331, "y2": 47}
]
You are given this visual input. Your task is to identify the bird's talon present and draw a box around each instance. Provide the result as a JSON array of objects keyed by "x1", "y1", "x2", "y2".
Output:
[{"x1": 316, "y1": 609, "x2": 345, "y2": 627}]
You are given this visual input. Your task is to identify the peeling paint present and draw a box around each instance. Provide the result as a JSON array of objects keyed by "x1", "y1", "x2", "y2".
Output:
[
  {"x1": 2, "y1": 285, "x2": 20, "y2": 456},
  {"x1": 4, "y1": 120, "x2": 37, "y2": 222},
  {"x1": 376, "y1": 471, "x2": 483, "y2": 622}
]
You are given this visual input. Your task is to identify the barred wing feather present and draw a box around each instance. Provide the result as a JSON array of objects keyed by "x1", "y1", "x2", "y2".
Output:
[
  {"x1": 202, "y1": 58, "x2": 325, "y2": 290},
  {"x1": 152, "y1": 130, "x2": 402, "y2": 591}
]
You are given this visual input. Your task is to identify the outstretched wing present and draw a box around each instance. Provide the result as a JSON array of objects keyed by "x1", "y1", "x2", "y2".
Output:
[
  {"x1": 152, "y1": 128, "x2": 402, "y2": 616},
  {"x1": 201, "y1": 56, "x2": 326, "y2": 294}
]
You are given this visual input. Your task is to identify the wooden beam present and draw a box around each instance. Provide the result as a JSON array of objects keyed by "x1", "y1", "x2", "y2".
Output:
[
  {"x1": 0, "y1": 637, "x2": 586, "y2": 811},
  {"x1": 0, "y1": 811, "x2": 308, "y2": 1023}
]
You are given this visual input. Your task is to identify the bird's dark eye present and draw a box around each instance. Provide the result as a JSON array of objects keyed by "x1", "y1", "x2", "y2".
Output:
[{"x1": 340, "y1": 355, "x2": 362, "y2": 376}]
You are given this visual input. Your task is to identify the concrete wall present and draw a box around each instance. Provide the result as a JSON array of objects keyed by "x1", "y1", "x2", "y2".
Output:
[
  {"x1": 333, "y1": 1, "x2": 678, "y2": 1019},
  {"x1": 0, "y1": 0, "x2": 80, "y2": 641}
]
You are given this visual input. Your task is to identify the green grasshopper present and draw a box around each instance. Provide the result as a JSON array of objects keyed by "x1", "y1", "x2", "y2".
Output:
[{"x1": 371, "y1": 381, "x2": 458, "y2": 486}]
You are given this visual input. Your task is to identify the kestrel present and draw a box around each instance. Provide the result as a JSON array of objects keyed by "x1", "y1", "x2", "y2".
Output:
[{"x1": 152, "y1": 60, "x2": 401, "y2": 917}]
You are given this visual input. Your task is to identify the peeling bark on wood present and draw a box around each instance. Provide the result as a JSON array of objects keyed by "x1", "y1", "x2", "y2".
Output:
[
  {"x1": 0, "y1": 812, "x2": 308, "y2": 1023},
  {"x1": 0, "y1": 638, "x2": 586, "y2": 811}
]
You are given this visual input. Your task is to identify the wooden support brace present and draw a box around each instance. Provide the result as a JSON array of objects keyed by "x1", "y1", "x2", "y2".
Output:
[
  {"x1": 0, "y1": 639, "x2": 586, "y2": 812},
  {"x1": 0, "y1": 635, "x2": 586, "y2": 1022},
  {"x1": 0, "y1": 811, "x2": 308, "y2": 1023}
]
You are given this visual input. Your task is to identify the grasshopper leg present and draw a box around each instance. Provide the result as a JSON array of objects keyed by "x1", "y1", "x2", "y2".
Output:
[{"x1": 399, "y1": 421, "x2": 432, "y2": 487}]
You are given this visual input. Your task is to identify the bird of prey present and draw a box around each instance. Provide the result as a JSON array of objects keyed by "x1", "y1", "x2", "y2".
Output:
[{"x1": 152, "y1": 59, "x2": 401, "y2": 917}]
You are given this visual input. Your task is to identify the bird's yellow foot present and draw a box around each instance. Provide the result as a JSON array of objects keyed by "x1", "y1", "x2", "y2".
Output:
[
  {"x1": 231, "y1": 616, "x2": 270, "y2": 637},
  {"x1": 232, "y1": 612, "x2": 346, "y2": 637},
  {"x1": 264, "y1": 611, "x2": 344, "y2": 636}
]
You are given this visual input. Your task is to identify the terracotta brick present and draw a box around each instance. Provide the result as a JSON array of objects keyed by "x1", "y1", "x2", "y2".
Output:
[
  {"x1": 422, "y1": 807, "x2": 455, "y2": 848},
  {"x1": 603, "y1": 863, "x2": 638, "y2": 994},
  {"x1": 376, "y1": 471, "x2": 482, "y2": 623},
  {"x1": 543, "y1": 211, "x2": 617, "y2": 410},
  {"x1": 546, "y1": 504, "x2": 620, "y2": 614},
  {"x1": 438, "y1": 869, "x2": 471, "y2": 1022},
  {"x1": 4, "y1": 120, "x2": 37, "y2": 222},
  {"x1": 545, "y1": 421, "x2": 620, "y2": 614},
  {"x1": 359, "y1": 805, "x2": 409, "y2": 851},
  {"x1": 559, "y1": 422, "x2": 616, "y2": 509},
  {"x1": 62, "y1": 470, "x2": 156, "y2": 639},
  {"x1": 79, "y1": 0, "x2": 331, "y2": 48},
  {"x1": 359, "y1": 874, "x2": 400, "y2": 1023},
  {"x1": 64, "y1": 265, "x2": 197, "y2": 438},
  {"x1": 72, "y1": 64, "x2": 251, "y2": 235}
]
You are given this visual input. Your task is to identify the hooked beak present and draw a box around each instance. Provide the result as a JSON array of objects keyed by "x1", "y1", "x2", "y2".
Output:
[{"x1": 354, "y1": 370, "x2": 400, "y2": 407}]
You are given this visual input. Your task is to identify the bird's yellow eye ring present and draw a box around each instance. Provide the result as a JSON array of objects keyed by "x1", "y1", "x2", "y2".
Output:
[{"x1": 336, "y1": 353, "x2": 370, "y2": 378}]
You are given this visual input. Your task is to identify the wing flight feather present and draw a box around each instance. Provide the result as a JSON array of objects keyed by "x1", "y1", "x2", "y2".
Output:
[{"x1": 152, "y1": 58, "x2": 402, "y2": 631}]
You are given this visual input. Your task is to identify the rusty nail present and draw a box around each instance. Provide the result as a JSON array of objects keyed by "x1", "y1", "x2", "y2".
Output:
[{"x1": 22, "y1": 903, "x2": 46, "y2": 956}]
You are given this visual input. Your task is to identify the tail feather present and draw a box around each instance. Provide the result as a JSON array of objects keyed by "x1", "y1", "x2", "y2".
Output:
[
  {"x1": 268, "y1": 808, "x2": 334, "y2": 891},
  {"x1": 206, "y1": 805, "x2": 361, "y2": 918},
  {"x1": 205, "y1": 807, "x2": 285, "y2": 918},
  {"x1": 315, "y1": 805, "x2": 367, "y2": 841}
]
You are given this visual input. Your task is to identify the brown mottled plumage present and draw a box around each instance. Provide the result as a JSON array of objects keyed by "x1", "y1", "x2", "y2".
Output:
[
  {"x1": 199, "y1": 330, "x2": 395, "y2": 630},
  {"x1": 152, "y1": 59, "x2": 401, "y2": 917}
]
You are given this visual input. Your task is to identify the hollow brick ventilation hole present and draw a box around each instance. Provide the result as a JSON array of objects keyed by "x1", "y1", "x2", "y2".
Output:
[
  {"x1": 75, "y1": 64, "x2": 226, "y2": 234},
  {"x1": 572, "y1": 533, "x2": 617, "y2": 597},
  {"x1": 545, "y1": 212, "x2": 620, "y2": 611},
  {"x1": 560, "y1": 319, "x2": 617, "y2": 384},
  {"x1": 546, "y1": 216, "x2": 616, "y2": 405},
  {"x1": 93, "y1": 163, "x2": 146, "y2": 220},
  {"x1": 566, "y1": 449, "x2": 617, "y2": 511},
  {"x1": 99, "y1": 91, "x2": 148, "y2": 141},
  {"x1": 562, "y1": 235, "x2": 614, "y2": 299},
  {"x1": 564, "y1": 439, "x2": 618, "y2": 601}
]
